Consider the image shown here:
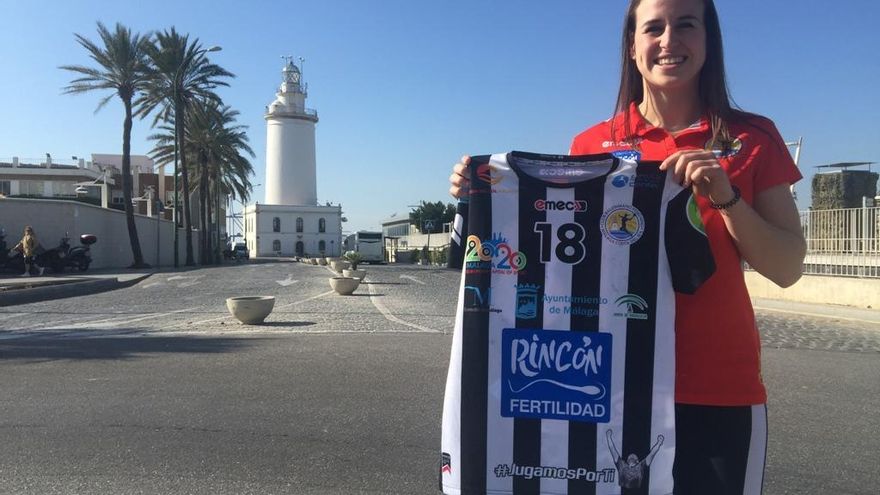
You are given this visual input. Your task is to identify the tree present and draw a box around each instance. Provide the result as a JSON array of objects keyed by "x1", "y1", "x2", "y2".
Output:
[
  {"x1": 61, "y1": 22, "x2": 151, "y2": 268},
  {"x1": 138, "y1": 27, "x2": 233, "y2": 265},
  {"x1": 148, "y1": 101, "x2": 254, "y2": 264},
  {"x1": 409, "y1": 201, "x2": 456, "y2": 234}
]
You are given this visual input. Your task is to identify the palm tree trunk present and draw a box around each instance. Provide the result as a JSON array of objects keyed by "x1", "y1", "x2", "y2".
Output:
[
  {"x1": 122, "y1": 98, "x2": 146, "y2": 267},
  {"x1": 204, "y1": 172, "x2": 213, "y2": 264},
  {"x1": 198, "y1": 156, "x2": 208, "y2": 263},
  {"x1": 178, "y1": 103, "x2": 195, "y2": 266}
]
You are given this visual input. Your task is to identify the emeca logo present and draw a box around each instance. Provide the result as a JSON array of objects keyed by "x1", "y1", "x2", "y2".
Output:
[
  {"x1": 534, "y1": 199, "x2": 587, "y2": 212},
  {"x1": 476, "y1": 163, "x2": 504, "y2": 185}
]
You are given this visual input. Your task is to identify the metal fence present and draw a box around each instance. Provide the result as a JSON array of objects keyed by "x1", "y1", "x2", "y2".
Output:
[{"x1": 800, "y1": 206, "x2": 880, "y2": 278}]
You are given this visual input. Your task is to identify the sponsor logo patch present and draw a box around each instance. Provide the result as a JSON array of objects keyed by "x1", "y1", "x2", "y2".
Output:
[
  {"x1": 534, "y1": 199, "x2": 587, "y2": 212},
  {"x1": 613, "y1": 294, "x2": 649, "y2": 320},
  {"x1": 502, "y1": 328, "x2": 612, "y2": 423},
  {"x1": 476, "y1": 163, "x2": 504, "y2": 185},
  {"x1": 611, "y1": 150, "x2": 642, "y2": 161}
]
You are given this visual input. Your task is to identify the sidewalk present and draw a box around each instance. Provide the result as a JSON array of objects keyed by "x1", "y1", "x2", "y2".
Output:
[
  {"x1": 0, "y1": 268, "x2": 155, "y2": 307},
  {"x1": 752, "y1": 297, "x2": 880, "y2": 325}
]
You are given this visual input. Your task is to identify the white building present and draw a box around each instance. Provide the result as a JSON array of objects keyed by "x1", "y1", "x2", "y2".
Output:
[{"x1": 243, "y1": 57, "x2": 342, "y2": 257}]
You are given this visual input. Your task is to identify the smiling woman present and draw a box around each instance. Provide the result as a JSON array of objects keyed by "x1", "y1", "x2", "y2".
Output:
[{"x1": 448, "y1": 0, "x2": 806, "y2": 493}]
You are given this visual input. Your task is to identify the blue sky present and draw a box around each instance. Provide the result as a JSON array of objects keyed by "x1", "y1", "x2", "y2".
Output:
[{"x1": 2, "y1": 0, "x2": 878, "y2": 233}]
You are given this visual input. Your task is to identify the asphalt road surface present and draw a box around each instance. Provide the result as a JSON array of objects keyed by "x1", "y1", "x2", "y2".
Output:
[{"x1": 1, "y1": 262, "x2": 878, "y2": 494}]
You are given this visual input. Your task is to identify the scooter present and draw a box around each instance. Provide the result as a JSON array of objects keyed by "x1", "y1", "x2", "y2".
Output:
[
  {"x1": 67, "y1": 234, "x2": 97, "y2": 272},
  {"x1": 40, "y1": 233, "x2": 72, "y2": 273}
]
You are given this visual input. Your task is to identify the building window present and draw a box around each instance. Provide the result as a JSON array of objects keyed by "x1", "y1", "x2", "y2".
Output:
[
  {"x1": 53, "y1": 182, "x2": 77, "y2": 197},
  {"x1": 318, "y1": 240, "x2": 326, "y2": 253},
  {"x1": 295, "y1": 241, "x2": 304, "y2": 256},
  {"x1": 319, "y1": 218, "x2": 326, "y2": 233},
  {"x1": 19, "y1": 180, "x2": 44, "y2": 196},
  {"x1": 0, "y1": 180, "x2": 10, "y2": 196},
  {"x1": 273, "y1": 217, "x2": 281, "y2": 232},
  {"x1": 296, "y1": 217, "x2": 303, "y2": 233},
  {"x1": 273, "y1": 239, "x2": 281, "y2": 252}
]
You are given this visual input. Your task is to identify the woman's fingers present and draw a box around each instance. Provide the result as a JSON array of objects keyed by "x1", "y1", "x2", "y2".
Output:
[{"x1": 449, "y1": 155, "x2": 472, "y2": 199}]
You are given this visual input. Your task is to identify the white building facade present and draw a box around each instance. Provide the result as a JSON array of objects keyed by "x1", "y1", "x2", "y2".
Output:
[
  {"x1": 243, "y1": 57, "x2": 342, "y2": 257},
  {"x1": 243, "y1": 204, "x2": 342, "y2": 257}
]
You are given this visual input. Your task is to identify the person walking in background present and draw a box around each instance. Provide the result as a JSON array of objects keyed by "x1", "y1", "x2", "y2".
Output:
[
  {"x1": 449, "y1": 0, "x2": 806, "y2": 492},
  {"x1": 12, "y1": 225, "x2": 45, "y2": 277}
]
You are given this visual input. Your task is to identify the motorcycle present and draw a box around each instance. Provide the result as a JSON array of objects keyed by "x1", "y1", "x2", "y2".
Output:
[{"x1": 67, "y1": 234, "x2": 97, "y2": 272}]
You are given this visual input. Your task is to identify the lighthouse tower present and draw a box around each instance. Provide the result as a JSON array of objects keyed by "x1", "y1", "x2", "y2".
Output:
[
  {"x1": 242, "y1": 57, "x2": 343, "y2": 259},
  {"x1": 265, "y1": 57, "x2": 319, "y2": 205}
]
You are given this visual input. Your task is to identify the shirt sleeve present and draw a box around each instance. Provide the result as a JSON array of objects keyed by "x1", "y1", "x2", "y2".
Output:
[
  {"x1": 665, "y1": 189, "x2": 716, "y2": 294},
  {"x1": 750, "y1": 118, "x2": 803, "y2": 194}
]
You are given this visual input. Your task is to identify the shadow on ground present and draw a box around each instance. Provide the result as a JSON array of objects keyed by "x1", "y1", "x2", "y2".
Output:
[{"x1": 0, "y1": 335, "x2": 262, "y2": 362}]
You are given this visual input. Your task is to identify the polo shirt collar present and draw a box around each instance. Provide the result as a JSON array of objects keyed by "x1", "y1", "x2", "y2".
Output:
[{"x1": 626, "y1": 102, "x2": 709, "y2": 137}]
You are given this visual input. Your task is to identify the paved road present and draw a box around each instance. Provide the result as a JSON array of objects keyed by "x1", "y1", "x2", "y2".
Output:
[{"x1": 0, "y1": 262, "x2": 878, "y2": 494}]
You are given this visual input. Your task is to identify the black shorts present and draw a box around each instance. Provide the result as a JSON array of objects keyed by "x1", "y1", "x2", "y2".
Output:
[{"x1": 673, "y1": 403, "x2": 768, "y2": 495}]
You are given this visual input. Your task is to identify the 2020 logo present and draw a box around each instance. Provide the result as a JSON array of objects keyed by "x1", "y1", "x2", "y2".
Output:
[{"x1": 464, "y1": 234, "x2": 527, "y2": 273}]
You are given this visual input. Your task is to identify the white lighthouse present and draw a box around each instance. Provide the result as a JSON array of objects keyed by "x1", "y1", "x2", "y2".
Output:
[
  {"x1": 265, "y1": 57, "x2": 319, "y2": 206},
  {"x1": 242, "y1": 57, "x2": 343, "y2": 259}
]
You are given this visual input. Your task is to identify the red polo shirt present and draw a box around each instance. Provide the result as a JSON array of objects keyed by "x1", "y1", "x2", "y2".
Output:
[{"x1": 570, "y1": 103, "x2": 802, "y2": 405}]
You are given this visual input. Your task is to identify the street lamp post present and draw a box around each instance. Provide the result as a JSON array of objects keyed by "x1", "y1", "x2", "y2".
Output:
[{"x1": 172, "y1": 44, "x2": 221, "y2": 269}]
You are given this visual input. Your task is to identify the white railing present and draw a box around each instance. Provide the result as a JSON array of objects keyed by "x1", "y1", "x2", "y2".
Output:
[{"x1": 799, "y1": 206, "x2": 880, "y2": 278}]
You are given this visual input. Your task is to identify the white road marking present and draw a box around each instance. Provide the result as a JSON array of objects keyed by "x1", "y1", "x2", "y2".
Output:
[
  {"x1": 274, "y1": 290, "x2": 335, "y2": 310},
  {"x1": 141, "y1": 282, "x2": 164, "y2": 289},
  {"x1": 366, "y1": 282, "x2": 440, "y2": 333},
  {"x1": 399, "y1": 275, "x2": 426, "y2": 285},
  {"x1": 0, "y1": 313, "x2": 25, "y2": 322},
  {"x1": 276, "y1": 276, "x2": 298, "y2": 287},
  {"x1": 43, "y1": 308, "x2": 197, "y2": 330},
  {"x1": 7, "y1": 312, "x2": 129, "y2": 331}
]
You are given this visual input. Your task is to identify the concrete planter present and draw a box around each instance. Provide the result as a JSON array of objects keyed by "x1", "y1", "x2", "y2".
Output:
[
  {"x1": 342, "y1": 268, "x2": 366, "y2": 281},
  {"x1": 226, "y1": 296, "x2": 275, "y2": 325},
  {"x1": 330, "y1": 260, "x2": 351, "y2": 273},
  {"x1": 318, "y1": 257, "x2": 328, "y2": 266},
  {"x1": 329, "y1": 276, "x2": 360, "y2": 295}
]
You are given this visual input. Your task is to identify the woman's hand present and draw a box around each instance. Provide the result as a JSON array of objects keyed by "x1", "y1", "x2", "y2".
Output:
[
  {"x1": 449, "y1": 155, "x2": 471, "y2": 199},
  {"x1": 659, "y1": 149, "x2": 736, "y2": 206}
]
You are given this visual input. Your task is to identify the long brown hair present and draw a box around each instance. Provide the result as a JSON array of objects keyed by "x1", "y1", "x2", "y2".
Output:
[{"x1": 612, "y1": 0, "x2": 738, "y2": 152}]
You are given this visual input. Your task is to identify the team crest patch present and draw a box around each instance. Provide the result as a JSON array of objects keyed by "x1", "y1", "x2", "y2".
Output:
[
  {"x1": 600, "y1": 206, "x2": 645, "y2": 245},
  {"x1": 705, "y1": 137, "x2": 743, "y2": 158}
]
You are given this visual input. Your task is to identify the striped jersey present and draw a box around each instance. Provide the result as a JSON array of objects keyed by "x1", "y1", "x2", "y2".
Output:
[{"x1": 441, "y1": 152, "x2": 715, "y2": 495}]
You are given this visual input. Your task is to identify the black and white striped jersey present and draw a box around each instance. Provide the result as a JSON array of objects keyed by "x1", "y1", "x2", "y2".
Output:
[{"x1": 441, "y1": 152, "x2": 715, "y2": 495}]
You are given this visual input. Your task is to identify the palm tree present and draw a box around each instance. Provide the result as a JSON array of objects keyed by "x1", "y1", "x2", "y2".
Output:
[
  {"x1": 61, "y1": 22, "x2": 151, "y2": 268},
  {"x1": 138, "y1": 27, "x2": 233, "y2": 266},
  {"x1": 149, "y1": 102, "x2": 254, "y2": 264},
  {"x1": 190, "y1": 103, "x2": 254, "y2": 263}
]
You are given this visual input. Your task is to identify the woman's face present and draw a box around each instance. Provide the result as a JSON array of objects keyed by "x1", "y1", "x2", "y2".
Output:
[{"x1": 631, "y1": 0, "x2": 706, "y2": 95}]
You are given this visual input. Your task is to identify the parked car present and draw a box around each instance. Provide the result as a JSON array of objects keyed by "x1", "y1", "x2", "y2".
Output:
[{"x1": 232, "y1": 243, "x2": 249, "y2": 261}]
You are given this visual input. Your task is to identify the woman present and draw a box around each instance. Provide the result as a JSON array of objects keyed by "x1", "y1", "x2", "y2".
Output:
[
  {"x1": 449, "y1": 0, "x2": 806, "y2": 493},
  {"x1": 12, "y1": 225, "x2": 46, "y2": 277}
]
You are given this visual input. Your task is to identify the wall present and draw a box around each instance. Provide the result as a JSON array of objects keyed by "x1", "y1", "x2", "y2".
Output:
[
  {"x1": 744, "y1": 271, "x2": 880, "y2": 309},
  {"x1": 0, "y1": 197, "x2": 200, "y2": 268}
]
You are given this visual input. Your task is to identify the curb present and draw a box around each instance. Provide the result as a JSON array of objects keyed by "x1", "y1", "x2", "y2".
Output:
[{"x1": 0, "y1": 273, "x2": 153, "y2": 308}]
